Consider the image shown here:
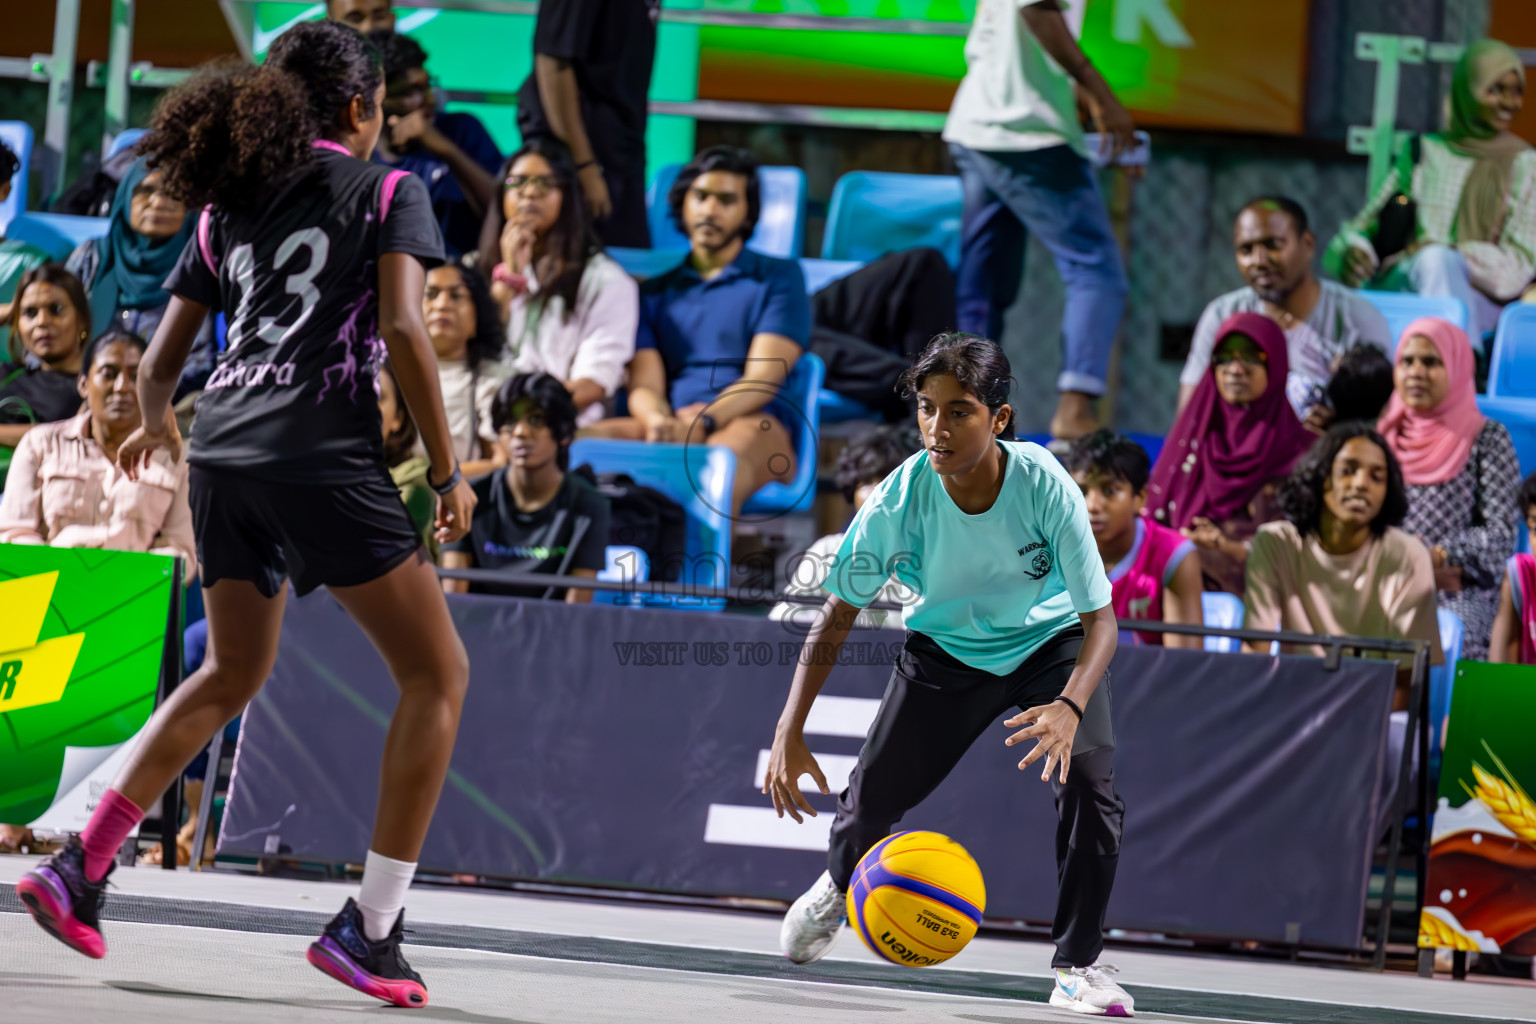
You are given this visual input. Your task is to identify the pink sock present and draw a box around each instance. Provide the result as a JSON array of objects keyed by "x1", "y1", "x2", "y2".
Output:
[{"x1": 80, "y1": 789, "x2": 145, "y2": 882}]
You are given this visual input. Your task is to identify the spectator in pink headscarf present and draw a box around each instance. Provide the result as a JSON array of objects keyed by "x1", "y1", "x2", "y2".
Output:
[
  {"x1": 1380, "y1": 317, "x2": 1520, "y2": 658},
  {"x1": 1145, "y1": 311, "x2": 1316, "y2": 593}
]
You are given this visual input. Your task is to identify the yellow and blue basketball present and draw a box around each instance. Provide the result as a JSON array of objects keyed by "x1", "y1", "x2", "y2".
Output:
[{"x1": 846, "y1": 830, "x2": 986, "y2": 967}]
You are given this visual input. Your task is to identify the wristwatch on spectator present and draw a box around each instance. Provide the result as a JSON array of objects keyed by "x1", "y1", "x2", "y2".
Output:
[
  {"x1": 698, "y1": 413, "x2": 718, "y2": 436},
  {"x1": 430, "y1": 463, "x2": 464, "y2": 496}
]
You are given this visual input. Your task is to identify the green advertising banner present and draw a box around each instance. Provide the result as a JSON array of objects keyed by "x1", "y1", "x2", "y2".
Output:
[
  {"x1": 1418, "y1": 660, "x2": 1536, "y2": 957},
  {"x1": 0, "y1": 545, "x2": 176, "y2": 830}
]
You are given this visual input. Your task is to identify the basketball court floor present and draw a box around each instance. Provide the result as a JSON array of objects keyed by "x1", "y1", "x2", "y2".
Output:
[{"x1": 0, "y1": 856, "x2": 1529, "y2": 1024}]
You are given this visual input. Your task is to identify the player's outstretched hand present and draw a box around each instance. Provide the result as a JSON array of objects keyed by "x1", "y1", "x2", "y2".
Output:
[
  {"x1": 763, "y1": 729, "x2": 830, "y2": 824},
  {"x1": 117, "y1": 412, "x2": 183, "y2": 481},
  {"x1": 435, "y1": 477, "x2": 478, "y2": 545},
  {"x1": 1004, "y1": 702, "x2": 1078, "y2": 784}
]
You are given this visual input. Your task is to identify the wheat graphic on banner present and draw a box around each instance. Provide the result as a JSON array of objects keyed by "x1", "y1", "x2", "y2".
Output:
[{"x1": 0, "y1": 572, "x2": 86, "y2": 712}]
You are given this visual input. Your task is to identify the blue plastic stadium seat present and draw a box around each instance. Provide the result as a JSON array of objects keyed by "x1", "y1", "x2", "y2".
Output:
[
  {"x1": 594, "y1": 544, "x2": 650, "y2": 607},
  {"x1": 645, "y1": 163, "x2": 807, "y2": 260},
  {"x1": 1357, "y1": 290, "x2": 1470, "y2": 347},
  {"x1": 106, "y1": 128, "x2": 147, "y2": 160},
  {"x1": 0, "y1": 121, "x2": 33, "y2": 233},
  {"x1": 799, "y1": 257, "x2": 863, "y2": 296},
  {"x1": 1477, "y1": 396, "x2": 1536, "y2": 476},
  {"x1": 567, "y1": 439, "x2": 735, "y2": 611},
  {"x1": 1200, "y1": 591, "x2": 1245, "y2": 653},
  {"x1": 607, "y1": 246, "x2": 686, "y2": 282},
  {"x1": 1429, "y1": 608, "x2": 1464, "y2": 752},
  {"x1": 5, "y1": 212, "x2": 109, "y2": 262},
  {"x1": 1488, "y1": 303, "x2": 1536, "y2": 400},
  {"x1": 742, "y1": 352, "x2": 825, "y2": 516},
  {"x1": 821, "y1": 171, "x2": 962, "y2": 268}
]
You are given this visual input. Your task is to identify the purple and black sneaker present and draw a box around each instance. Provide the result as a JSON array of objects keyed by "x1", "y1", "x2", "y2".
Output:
[
  {"x1": 306, "y1": 897, "x2": 428, "y2": 1008},
  {"x1": 16, "y1": 836, "x2": 111, "y2": 959}
]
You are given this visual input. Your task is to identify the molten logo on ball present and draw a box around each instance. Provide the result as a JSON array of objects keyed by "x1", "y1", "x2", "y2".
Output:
[{"x1": 847, "y1": 830, "x2": 986, "y2": 967}]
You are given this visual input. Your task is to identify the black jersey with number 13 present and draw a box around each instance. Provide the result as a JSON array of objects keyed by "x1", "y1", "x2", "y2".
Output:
[{"x1": 164, "y1": 145, "x2": 444, "y2": 485}]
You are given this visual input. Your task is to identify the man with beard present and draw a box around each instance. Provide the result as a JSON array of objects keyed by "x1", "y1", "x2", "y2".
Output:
[
  {"x1": 583, "y1": 146, "x2": 808, "y2": 515},
  {"x1": 1178, "y1": 196, "x2": 1392, "y2": 422}
]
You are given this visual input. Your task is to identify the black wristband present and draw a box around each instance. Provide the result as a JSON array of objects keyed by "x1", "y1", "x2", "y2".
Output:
[
  {"x1": 429, "y1": 464, "x2": 463, "y2": 497},
  {"x1": 575, "y1": 159, "x2": 600, "y2": 172},
  {"x1": 1052, "y1": 695, "x2": 1084, "y2": 721}
]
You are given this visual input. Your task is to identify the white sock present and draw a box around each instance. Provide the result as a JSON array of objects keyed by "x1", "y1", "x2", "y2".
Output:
[{"x1": 357, "y1": 849, "x2": 417, "y2": 942}]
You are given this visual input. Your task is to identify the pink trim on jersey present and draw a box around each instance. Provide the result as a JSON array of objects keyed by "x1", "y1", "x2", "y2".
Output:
[
  {"x1": 1110, "y1": 516, "x2": 1195, "y2": 646},
  {"x1": 196, "y1": 208, "x2": 217, "y2": 275},
  {"x1": 1509, "y1": 553, "x2": 1536, "y2": 664},
  {"x1": 311, "y1": 139, "x2": 352, "y2": 156},
  {"x1": 379, "y1": 170, "x2": 407, "y2": 223}
]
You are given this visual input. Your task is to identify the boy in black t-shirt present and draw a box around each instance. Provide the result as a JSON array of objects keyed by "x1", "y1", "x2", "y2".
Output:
[{"x1": 443, "y1": 372, "x2": 609, "y2": 601}]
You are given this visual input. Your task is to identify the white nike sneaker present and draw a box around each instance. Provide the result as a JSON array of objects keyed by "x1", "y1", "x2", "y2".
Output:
[
  {"x1": 779, "y1": 870, "x2": 846, "y2": 964},
  {"x1": 1049, "y1": 963, "x2": 1135, "y2": 1016}
]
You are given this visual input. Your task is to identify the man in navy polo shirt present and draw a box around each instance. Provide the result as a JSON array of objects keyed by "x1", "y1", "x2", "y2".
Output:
[
  {"x1": 584, "y1": 147, "x2": 808, "y2": 515},
  {"x1": 370, "y1": 30, "x2": 503, "y2": 259}
]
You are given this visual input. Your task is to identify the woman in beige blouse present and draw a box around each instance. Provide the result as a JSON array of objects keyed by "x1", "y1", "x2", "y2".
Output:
[{"x1": 0, "y1": 327, "x2": 194, "y2": 567}]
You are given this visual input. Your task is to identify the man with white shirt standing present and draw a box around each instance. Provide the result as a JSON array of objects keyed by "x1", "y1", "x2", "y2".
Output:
[{"x1": 946, "y1": 0, "x2": 1135, "y2": 446}]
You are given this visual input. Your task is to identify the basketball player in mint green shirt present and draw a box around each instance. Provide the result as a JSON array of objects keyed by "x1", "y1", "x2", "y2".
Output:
[{"x1": 765, "y1": 333, "x2": 1134, "y2": 1018}]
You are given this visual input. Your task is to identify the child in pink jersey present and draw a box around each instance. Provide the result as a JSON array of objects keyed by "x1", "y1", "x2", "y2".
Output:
[
  {"x1": 1490, "y1": 472, "x2": 1536, "y2": 664},
  {"x1": 1065, "y1": 431, "x2": 1204, "y2": 647}
]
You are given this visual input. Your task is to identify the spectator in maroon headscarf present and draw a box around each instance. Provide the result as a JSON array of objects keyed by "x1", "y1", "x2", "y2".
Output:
[{"x1": 1146, "y1": 312, "x2": 1316, "y2": 593}]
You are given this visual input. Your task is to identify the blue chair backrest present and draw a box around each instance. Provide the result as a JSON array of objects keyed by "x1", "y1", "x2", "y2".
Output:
[
  {"x1": 0, "y1": 121, "x2": 34, "y2": 233},
  {"x1": 799, "y1": 257, "x2": 862, "y2": 296},
  {"x1": 1488, "y1": 303, "x2": 1536, "y2": 399},
  {"x1": 594, "y1": 545, "x2": 650, "y2": 606},
  {"x1": 741, "y1": 352, "x2": 825, "y2": 517},
  {"x1": 1429, "y1": 607, "x2": 1464, "y2": 750},
  {"x1": 821, "y1": 171, "x2": 962, "y2": 268},
  {"x1": 1200, "y1": 591, "x2": 1245, "y2": 653},
  {"x1": 1357, "y1": 290, "x2": 1470, "y2": 349},
  {"x1": 5, "y1": 212, "x2": 109, "y2": 262},
  {"x1": 1478, "y1": 396, "x2": 1536, "y2": 477},
  {"x1": 567, "y1": 439, "x2": 736, "y2": 604},
  {"x1": 106, "y1": 128, "x2": 147, "y2": 160},
  {"x1": 645, "y1": 163, "x2": 807, "y2": 260}
]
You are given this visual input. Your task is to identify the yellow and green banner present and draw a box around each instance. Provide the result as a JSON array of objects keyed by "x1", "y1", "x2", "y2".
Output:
[
  {"x1": 1419, "y1": 660, "x2": 1536, "y2": 957},
  {"x1": 0, "y1": 545, "x2": 177, "y2": 829}
]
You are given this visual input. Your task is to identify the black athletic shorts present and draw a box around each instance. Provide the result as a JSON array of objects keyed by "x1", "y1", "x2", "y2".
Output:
[{"x1": 188, "y1": 464, "x2": 422, "y2": 599}]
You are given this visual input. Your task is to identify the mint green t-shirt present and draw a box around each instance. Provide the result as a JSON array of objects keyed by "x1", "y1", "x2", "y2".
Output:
[{"x1": 824, "y1": 440, "x2": 1112, "y2": 676}]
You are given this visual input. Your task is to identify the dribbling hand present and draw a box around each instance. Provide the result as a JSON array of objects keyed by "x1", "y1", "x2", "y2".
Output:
[
  {"x1": 117, "y1": 411, "x2": 183, "y2": 480},
  {"x1": 1004, "y1": 702, "x2": 1078, "y2": 784},
  {"x1": 763, "y1": 729, "x2": 830, "y2": 824},
  {"x1": 435, "y1": 477, "x2": 477, "y2": 545}
]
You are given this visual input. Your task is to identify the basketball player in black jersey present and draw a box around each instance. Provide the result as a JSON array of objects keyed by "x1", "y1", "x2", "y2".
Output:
[{"x1": 17, "y1": 23, "x2": 475, "y2": 1009}]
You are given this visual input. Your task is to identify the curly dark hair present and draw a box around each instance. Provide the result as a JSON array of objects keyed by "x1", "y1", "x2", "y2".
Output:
[
  {"x1": 835, "y1": 423, "x2": 921, "y2": 502},
  {"x1": 140, "y1": 23, "x2": 380, "y2": 210},
  {"x1": 490, "y1": 372, "x2": 579, "y2": 471},
  {"x1": 431, "y1": 263, "x2": 504, "y2": 373},
  {"x1": 1519, "y1": 471, "x2": 1536, "y2": 519},
  {"x1": 1276, "y1": 423, "x2": 1408, "y2": 539},
  {"x1": 897, "y1": 332, "x2": 1016, "y2": 440},
  {"x1": 476, "y1": 137, "x2": 600, "y2": 322},
  {"x1": 668, "y1": 146, "x2": 761, "y2": 241},
  {"x1": 1062, "y1": 430, "x2": 1152, "y2": 492},
  {"x1": 1325, "y1": 344, "x2": 1395, "y2": 424}
]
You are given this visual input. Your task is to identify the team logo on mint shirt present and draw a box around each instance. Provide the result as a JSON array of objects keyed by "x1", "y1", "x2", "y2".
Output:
[{"x1": 1018, "y1": 541, "x2": 1053, "y2": 580}]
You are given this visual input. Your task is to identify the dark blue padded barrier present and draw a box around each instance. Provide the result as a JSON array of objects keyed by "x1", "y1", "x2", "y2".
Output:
[{"x1": 220, "y1": 591, "x2": 1396, "y2": 950}]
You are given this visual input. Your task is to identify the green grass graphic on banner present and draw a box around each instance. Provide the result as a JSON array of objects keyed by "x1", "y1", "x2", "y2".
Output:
[
  {"x1": 1418, "y1": 660, "x2": 1536, "y2": 955},
  {"x1": 0, "y1": 545, "x2": 175, "y2": 825}
]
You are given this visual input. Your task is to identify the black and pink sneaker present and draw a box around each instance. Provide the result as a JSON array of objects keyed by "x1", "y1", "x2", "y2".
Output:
[
  {"x1": 306, "y1": 898, "x2": 428, "y2": 1008},
  {"x1": 16, "y1": 837, "x2": 110, "y2": 959}
]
